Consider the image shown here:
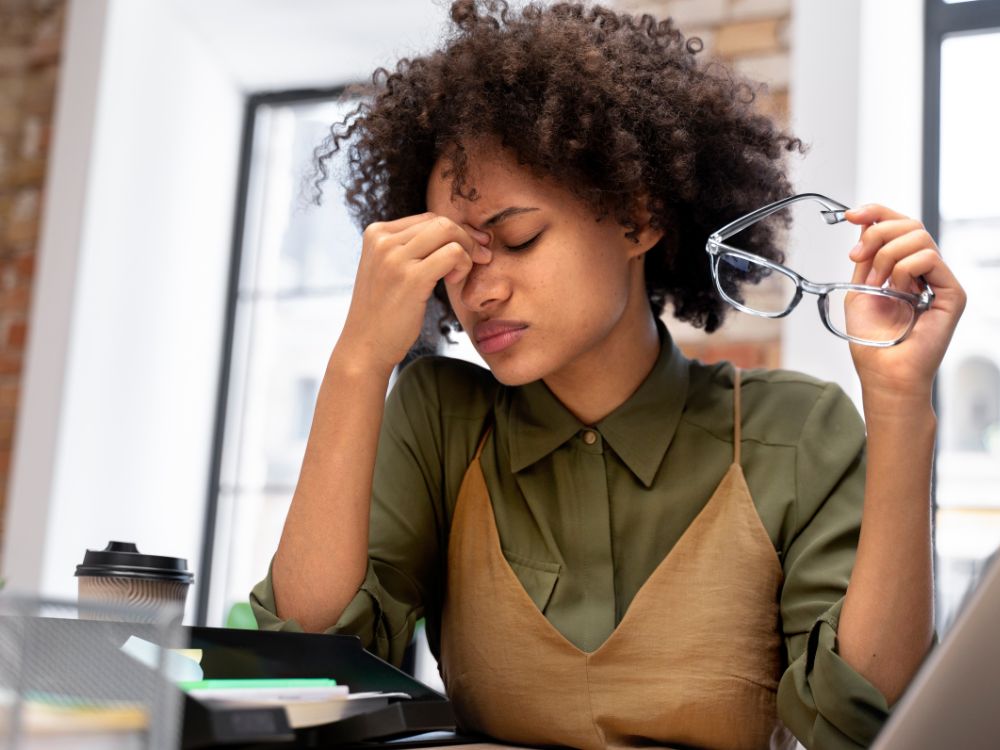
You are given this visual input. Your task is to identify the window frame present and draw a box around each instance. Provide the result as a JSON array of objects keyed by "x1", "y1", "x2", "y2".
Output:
[{"x1": 195, "y1": 86, "x2": 357, "y2": 626}]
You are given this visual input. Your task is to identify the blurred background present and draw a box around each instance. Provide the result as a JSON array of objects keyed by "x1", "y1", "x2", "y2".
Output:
[{"x1": 0, "y1": 0, "x2": 996, "y2": 690}]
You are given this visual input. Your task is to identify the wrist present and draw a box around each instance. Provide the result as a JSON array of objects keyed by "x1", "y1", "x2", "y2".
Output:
[
  {"x1": 327, "y1": 340, "x2": 397, "y2": 383},
  {"x1": 861, "y1": 388, "x2": 937, "y2": 431}
]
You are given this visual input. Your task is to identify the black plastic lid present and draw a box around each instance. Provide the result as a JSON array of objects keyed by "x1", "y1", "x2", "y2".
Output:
[{"x1": 74, "y1": 541, "x2": 194, "y2": 583}]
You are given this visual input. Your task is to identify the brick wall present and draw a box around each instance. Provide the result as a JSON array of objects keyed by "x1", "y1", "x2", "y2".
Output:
[
  {"x1": 616, "y1": 0, "x2": 792, "y2": 369},
  {"x1": 0, "y1": 0, "x2": 66, "y2": 542}
]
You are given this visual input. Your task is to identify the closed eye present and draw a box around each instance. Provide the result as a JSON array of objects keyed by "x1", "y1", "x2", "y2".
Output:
[{"x1": 505, "y1": 231, "x2": 543, "y2": 252}]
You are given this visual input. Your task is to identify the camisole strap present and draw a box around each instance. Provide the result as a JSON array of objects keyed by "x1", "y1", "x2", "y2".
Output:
[{"x1": 733, "y1": 366, "x2": 742, "y2": 466}]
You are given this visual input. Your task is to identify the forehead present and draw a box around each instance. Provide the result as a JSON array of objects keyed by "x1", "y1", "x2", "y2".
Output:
[{"x1": 425, "y1": 140, "x2": 556, "y2": 224}]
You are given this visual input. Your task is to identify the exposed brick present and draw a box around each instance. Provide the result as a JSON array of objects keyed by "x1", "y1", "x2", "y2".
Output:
[
  {"x1": 10, "y1": 187, "x2": 38, "y2": 221},
  {"x1": 755, "y1": 89, "x2": 789, "y2": 125},
  {"x1": 0, "y1": 352, "x2": 20, "y2": 377},
  {"x1": 617, "y1": 0, "x2": 729, "y2": 28},
  {"x1": 20, "y1": 116, "x2": 41, "y2": 158},
  {"x1": 5, "y1": 319, "x2": 25, "y2": 348},
  {"x1": 0, "y1": 383, "x2": 19, "y2": 409},
  {"x1": 6, "y1": 157, "x2": 46, "y2": 187},
  {"x1": 3, "y1": 212, "x2": 38, "y2": 246},
  {"x1": 730, "y1": 0, "x2": 791, "y2": 21},
  {"x1": 14, "y1": 251, "x2": 32, "y2": 277},
  {"x1": 28, "y1": 26, "x2": 61, "y2": 68},
  {"x1": 734, "y1": 52, "x2": 790, "y2": 89},
  {"x1": 0, "y1": 414, "x2": 13, "y2": 448},
  {"x1": 0, "y1": 285, "x2": 29, "y2": 311},
  {"x1": 678, "y1": 338, "x2": 782, "y2": 369},
  {"x1": 715, "y1": 19, "x2": 785, "y2": 58},
  {"x1": 0, "y1": 47, "x2": 28, "y2": 74},
  {"x1": 21, "y1": 67, "x2": 58, "y2": 115}
]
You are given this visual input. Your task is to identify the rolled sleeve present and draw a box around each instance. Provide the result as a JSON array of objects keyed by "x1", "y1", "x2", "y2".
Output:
[
  {"x1": 249, "y1": 555, "x2": 421, "y2": 665},
  {"x1": 779, "y1": 598, "x2": 890, "y2": 749},
  {"x1": 776, "y1": 382, "x2": 891, "y2": 749}
]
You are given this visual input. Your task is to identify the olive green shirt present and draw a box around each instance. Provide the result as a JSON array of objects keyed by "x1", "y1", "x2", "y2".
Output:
[{"x1": 251, "y1": 319, "x2": 891, "y2": 749}]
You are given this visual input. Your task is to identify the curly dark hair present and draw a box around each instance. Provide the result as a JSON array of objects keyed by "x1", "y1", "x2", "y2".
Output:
[{"x1": 309, "y1": 0, "x2": 804, "y2": 339}]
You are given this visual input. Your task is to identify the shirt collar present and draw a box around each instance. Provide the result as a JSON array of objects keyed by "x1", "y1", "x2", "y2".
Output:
[{"x1": 505, "y1": 318, "x2": 690, "y2": 487}]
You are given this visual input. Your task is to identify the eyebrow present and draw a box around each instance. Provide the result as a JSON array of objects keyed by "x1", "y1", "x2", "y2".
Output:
[{"x1": 482, "y1": 206, "x2": 540, "y2": 228}]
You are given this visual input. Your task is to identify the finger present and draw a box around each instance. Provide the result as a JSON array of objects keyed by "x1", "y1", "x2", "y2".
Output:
[
  {"x1": 843, "y1": 203, "x2": 912, "y2": 226},
  {"x1": 849, "y1": 219, "x2": 927, "y2": 262},
  {"x1": 398, "y1": 215, "x2": 491, "y2": 263},
  {"x1": 865, "y1": 229, "x2": 940, "y2": 287},
  {"x1": 365, "y1": 212, "x2": 435, "y2": 235},
  {"x1": 850, "y1": 255, "x2": 874, "y2": 286},
  {"x1": 420, "y1": 241, "x2": 475, "y2": 287},
  {"x1": 461, "y1": 223, "x2": 492, "y2": 246},
  {"x1": 888, "y1": 256, "x2": 929, "y2": 297},
  {"x1": 886, "y1": 249, "x2": 965, "y2": 309}
]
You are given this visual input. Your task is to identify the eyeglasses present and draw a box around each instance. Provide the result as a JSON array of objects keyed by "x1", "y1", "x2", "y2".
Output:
[{"x1": 705, "y1": 193, "x2": 935, "y2": 347}]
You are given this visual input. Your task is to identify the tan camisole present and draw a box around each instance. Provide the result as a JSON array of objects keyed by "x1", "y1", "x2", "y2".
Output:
[{"x1": 439, "y1": 368, "x2": 793, "y2": 749}]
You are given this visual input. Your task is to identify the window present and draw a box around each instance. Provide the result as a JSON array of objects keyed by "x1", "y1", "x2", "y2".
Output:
[
  {"x1": 924, "y1": 0, "x2": 1000, "y2": 632},
  {"x1": 197, "y1": 90, "x2": 368, "y2": 627}
]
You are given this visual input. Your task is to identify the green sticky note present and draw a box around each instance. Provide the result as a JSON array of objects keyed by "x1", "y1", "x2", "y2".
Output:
[{"x1": 178, "y1": 678, "x2": 337, "y2": 691}]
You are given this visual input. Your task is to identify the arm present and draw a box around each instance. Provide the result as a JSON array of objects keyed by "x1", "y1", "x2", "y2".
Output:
[
  {"x1": 776, "y1": 382, "x2": 890, "y2": 749},
  {"x1": 266, "y1": 212, "x2": 492, "y2": 633},
  {"x1": 836, "y1": 203, "x2": 966, "y2": 703},
  {"x1": 251, "y1": 357, "x2": 452, "y2": 665}
]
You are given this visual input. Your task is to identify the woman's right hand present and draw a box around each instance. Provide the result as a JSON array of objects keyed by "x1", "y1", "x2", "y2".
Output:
[{"x1": 338, "y1": 212, "x2": 492, "y2": 374}]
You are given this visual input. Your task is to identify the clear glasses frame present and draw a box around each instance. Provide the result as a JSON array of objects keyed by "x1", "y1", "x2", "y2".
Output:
[{"x1": 705, "y1": 193, "x2": 936, "y2": 348}]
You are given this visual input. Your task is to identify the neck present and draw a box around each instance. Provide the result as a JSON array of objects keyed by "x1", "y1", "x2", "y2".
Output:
[{"x1": 543, "y1": 307, "x2": 661, "y2": 426}]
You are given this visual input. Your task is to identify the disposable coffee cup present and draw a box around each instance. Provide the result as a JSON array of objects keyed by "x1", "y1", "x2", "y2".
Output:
[{"x1": 75, "y1": 541, "x2": 194, "y2": 622}]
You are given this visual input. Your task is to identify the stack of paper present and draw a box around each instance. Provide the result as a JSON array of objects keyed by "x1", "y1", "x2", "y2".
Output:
[{"x1": 178, "y1": 679, "x2": 410, "y2": 729}]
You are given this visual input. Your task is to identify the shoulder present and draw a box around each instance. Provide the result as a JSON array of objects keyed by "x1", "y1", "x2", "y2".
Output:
[
  {"x1": 684, "y1": 359, "x2": 863, "y2": 448},
  {"x1": 387, "y1": 355, "x2": 500, "y2": 423}
]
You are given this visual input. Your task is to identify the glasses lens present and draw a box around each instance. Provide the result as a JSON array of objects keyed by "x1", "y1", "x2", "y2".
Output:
[
  {"x1": 825, "y1": 289, "x2": 916, "y2": 345},
  {"x1": 716, "y1": 252, "x2": 798, "y2": 314}
]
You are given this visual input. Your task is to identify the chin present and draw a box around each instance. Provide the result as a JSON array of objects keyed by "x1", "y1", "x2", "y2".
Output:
[{"x1": 480, "y1": 353, "x2": 551, "y2": 387}]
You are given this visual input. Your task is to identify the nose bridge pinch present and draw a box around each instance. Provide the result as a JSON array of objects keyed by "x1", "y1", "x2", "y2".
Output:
[{"x1": 460, "y1": 256, "x2": 509, "y2": 311}]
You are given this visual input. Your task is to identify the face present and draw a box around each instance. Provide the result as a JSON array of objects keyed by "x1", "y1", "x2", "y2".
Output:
[{"x1": 425, "y1": 138, "x2": 661, "y2": 386}]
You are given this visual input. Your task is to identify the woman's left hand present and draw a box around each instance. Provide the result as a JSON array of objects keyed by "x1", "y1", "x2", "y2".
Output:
[{"x1": 843, "y1": 203, "x2": 966, "y2": 405}]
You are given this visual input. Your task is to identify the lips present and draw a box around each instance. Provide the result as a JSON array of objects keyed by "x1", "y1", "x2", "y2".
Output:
[{"x1": 472, "y1": 320, "x2": 529, "y2": 355}]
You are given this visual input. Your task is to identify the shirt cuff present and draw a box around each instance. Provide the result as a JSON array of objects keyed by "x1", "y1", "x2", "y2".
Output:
[
  {"x1": 249, "y1": 557, "x2": 383, "y2": 643},
  {"x1": 779, "y1": 597, "x2": 891, "y2": 750}
]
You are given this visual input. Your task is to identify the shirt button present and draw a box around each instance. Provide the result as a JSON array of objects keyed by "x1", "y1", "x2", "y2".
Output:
[{"x1": 582, "y1": 430, "x2": 598, "y2": 445}]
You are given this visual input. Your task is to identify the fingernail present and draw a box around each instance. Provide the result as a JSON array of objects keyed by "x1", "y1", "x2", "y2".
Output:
[
  {"x1": 476, "y1": 245, "x2": 492, "y2": 262},
  {"x1": 471, "y1": 229, "x2": 491, "y2": 245},
  {"x1": 849, "y1": 241, "x2": 863, "y2": 259}
]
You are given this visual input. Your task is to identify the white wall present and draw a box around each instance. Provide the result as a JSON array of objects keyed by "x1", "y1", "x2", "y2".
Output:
[
  {"x1": 2, "y1": 0, "x2": 478, "y2": 617},
  {"x1": 3, "y1": 0, "x2": 242, "y2": 611},
  {"x1": 786, "y1": 0, "x2": 923, "y2": 409}
]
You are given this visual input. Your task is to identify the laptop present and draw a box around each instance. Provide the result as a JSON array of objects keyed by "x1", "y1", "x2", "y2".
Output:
[{"x1": 872, "y1": 550, "x2": 1000, "y2": 749}]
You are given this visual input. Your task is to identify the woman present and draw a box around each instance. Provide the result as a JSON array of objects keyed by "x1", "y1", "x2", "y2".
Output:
[{"x1": 251, "y1": 2, "x2": 966, "y2": 748}]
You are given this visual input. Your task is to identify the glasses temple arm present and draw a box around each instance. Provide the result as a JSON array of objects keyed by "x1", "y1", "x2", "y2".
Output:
[{"x1": 711, "y1": 193, "x2": 851, "y2": 243}]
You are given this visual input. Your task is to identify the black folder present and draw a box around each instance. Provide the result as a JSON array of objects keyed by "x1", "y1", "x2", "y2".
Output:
[{"x1": 183, "y1": 626, "x2": 480, "y2": 748}]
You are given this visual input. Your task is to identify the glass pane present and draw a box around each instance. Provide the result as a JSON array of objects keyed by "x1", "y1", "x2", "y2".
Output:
[
  {"x1": 229, "y1": 293, "x2": 352, "y2": 494},
  {"x1": 940, "y1": 31, "x2": 1000, "y2": 221},
  {"x1": 824, "y1": 289, "x2": 916, "y2": 345},
  {"x1": 935, "y1": 30, "x2": 1000, "y2": 634},
  {"x1": 209, "y1": 92, "x2": 367, "y2": 626},
  {"x1": 239, "y1": 99, "x2": 366, "y2": 295},
  {"x1": 215, "y1": 488, "x2": 295, "y2": 626},
  {"x1": 716, "y1": 254, "x2": 798, "y2": 314}
]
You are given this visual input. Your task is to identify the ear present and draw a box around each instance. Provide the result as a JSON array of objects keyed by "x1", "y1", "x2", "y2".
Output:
[{"x1": 625, "y1": 192, "x2": 665, "y2": 260}]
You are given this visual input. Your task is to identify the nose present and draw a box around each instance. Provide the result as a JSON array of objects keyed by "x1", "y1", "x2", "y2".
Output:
[{"x1": 458, "y1": 256, "x2": 511, "y2": 313}]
